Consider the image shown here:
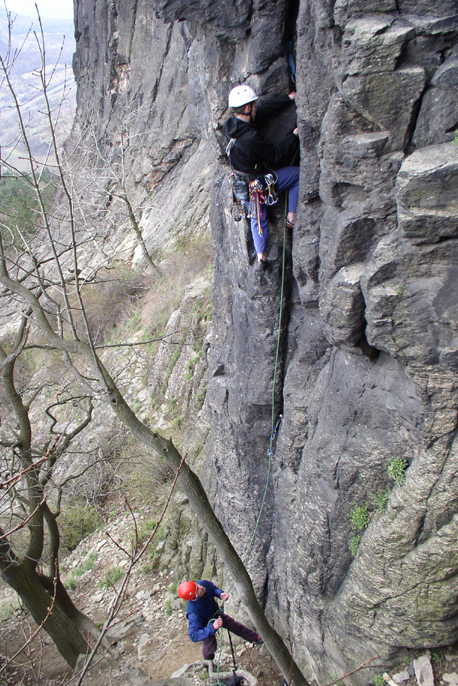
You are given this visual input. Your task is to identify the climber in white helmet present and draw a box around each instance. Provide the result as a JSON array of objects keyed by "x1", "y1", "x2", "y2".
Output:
[{"x1": 224, "y1": 84, "x2": 299, "y2": 268}]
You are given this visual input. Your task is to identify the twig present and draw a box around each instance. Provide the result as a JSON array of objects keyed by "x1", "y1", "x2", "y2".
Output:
[
  {"x1": 320, "y1": 656, "x2": 382, "y2": 686},
  {"x1": 0, "y1": 571, "x2": 59, "y2": 675}
]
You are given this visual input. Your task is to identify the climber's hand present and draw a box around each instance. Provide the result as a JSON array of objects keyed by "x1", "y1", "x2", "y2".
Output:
[{"x1": 213, "y1": 617, "x2": 223, "y2": 630}]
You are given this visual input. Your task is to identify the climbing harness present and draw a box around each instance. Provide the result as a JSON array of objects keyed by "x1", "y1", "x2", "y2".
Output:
[{"x1": 226, "y1": 137, "x2": 279, "y2": 235}]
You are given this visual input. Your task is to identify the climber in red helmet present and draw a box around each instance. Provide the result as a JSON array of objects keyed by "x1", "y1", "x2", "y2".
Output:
[{"x1": 177, "y1": 579, "x2": 263, "y2": 661}]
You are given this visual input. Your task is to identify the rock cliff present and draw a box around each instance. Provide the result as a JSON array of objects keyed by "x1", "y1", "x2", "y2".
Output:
[{"x1": 72, "y1": 0, "x2": 458, "y2": 682}]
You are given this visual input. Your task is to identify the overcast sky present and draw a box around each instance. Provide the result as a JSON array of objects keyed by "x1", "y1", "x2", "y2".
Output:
[{"x1": 8, "y1": 0, "x2": 73, "y2": 19}]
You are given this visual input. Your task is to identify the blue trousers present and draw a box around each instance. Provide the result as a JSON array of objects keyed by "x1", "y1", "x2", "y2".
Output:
[{"x1": 245, "y1": 166, "x2": 300, "y2": 255}]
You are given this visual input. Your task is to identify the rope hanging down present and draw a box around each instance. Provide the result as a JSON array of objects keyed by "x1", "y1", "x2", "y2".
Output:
[
  {"x1": 213, "y1": 131, "x2": 299, "y2": 684},
  {"x1": 242, "y1": 145, "x2": 299, "y2": 566},
  {"x1": 208, "y1": 196, "x2": 289, "y2": 685}
]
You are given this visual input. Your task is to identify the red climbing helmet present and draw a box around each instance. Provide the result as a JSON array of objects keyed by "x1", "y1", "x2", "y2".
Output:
[{"x1": 178, "y1": 580, "x2": 197, "y2": 600}]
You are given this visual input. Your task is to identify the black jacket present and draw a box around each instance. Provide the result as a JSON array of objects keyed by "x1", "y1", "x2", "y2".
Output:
[{"x1": 223, "y1": 95, "x2": 297, "y2": 176}]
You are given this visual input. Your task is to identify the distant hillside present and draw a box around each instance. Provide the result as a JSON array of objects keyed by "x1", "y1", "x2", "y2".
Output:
[{"x1": 0, "y1": 7, "x2": 75, "y2": 170}]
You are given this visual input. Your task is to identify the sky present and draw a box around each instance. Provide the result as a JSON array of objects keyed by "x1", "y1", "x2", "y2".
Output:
[{"x1": 7, "y1": 0, "x2": 73, "y2": 19}]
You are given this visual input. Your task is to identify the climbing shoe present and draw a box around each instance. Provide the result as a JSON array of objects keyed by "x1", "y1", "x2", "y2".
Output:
[{"x1": 256, "y1": 257, "x2": 268, "y2": 270}]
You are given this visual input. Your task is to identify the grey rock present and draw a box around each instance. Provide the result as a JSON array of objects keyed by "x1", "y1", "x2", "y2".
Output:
[
  {"x1": 414, "y1": 56, "x2": 458, "y2": 146},
  {"x1": 396, "y1": 143, "x2": 458, "y2": 243},
  {"x1": 128, "y1": 667, "x2": 151, "y2": 686},
  {"x1": 341, "y1": 68, "x2": 426, "y2": 152},
  {"x1": 137, "y1": 633, "x2": 153, "y2": 659},
  {"x1": 341, "y1": 20, "x2": 415, "y2": 76},
  {"x1": 392, "y1": 671, "x2": 410, "y2": 684},
  {"x1": 319, "y1": 207, "x2": 377, "y2": 278},
  {"x1": 320, "y1": 263, "x2": 366, "y2": 346},
  {"x1": 334, "y1": 0, "x2": 397, "y2": 25},
  {"x1": 98, "y1": 658, "x2": 121, "y2": 674},
  {"x1": 398, "y1": 0, "x2": 458, "y2": 13},
  {"x1": 413, "y1": 654, "x2": 435, "y2": 686},
  {"x1": 442, "y1": 673, "x2": 458, "y2": 686},
  {"x1": 362, "y1": 230, "x2": 458, "y2": 372},
  {"x1": 109, "y1": 619, "x2": 140, "y2": 640}
]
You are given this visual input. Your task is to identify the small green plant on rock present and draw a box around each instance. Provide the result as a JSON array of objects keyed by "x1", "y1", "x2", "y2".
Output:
[
  {"x1": 373, "y1": 488, "x2": 391, "y2": 512},
  {"x1": 100, "y1": 566, "x2": 124, "y2": 588},
  {"x1": 166, "y1": 347, "x2": 182, "y2": 380},
  {"x1": 349, "y1": 504, "x2": 370, "y2": 556},
  {"x1": 432, "y1": 650, "x2": 443, "y2": 665},
  {"x1": 138, "y1": 518, "x2": 158, "y2": 544},
  {"x1": 64, "y1": 552, "x2": 98, "y2": 590},
  {"x1": 349, "y1": 533, "x2": 362, "y2": 556},
  {"x1": 142, "y1": 552, "x2": 157, "y2": 575},
  {"x1": 184, "y1": 354, "x2": 201, "y2": 380},
  {"x1": 374, "y1": 674, "x2": 385, "y2": 686},
  {"x1": 388, "y1": 457, "x2": 408, "y2": 486},
  {"x1": 350, "y1": 504, "x2": 370, "y2": 530}
]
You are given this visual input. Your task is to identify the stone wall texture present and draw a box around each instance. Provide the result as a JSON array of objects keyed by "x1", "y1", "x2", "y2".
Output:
[{"x1": 73, "y1": 0, "x2": 458, "y2": 681}]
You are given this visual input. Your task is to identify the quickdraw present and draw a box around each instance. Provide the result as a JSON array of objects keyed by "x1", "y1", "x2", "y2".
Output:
[
  {"x1": 249, "y1": 179, "x2": 266, "y2": 236},
  {"x1": 264, "y1": 173, "x2": 278, "y2": 205},
  {"x1": 249, "y1": 178, "x2": 265, "y2": 203}
]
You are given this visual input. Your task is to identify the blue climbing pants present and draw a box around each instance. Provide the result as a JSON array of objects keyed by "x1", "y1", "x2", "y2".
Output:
[{"x1": 246, "y1": 166, "x2": 300, "y2": 255}]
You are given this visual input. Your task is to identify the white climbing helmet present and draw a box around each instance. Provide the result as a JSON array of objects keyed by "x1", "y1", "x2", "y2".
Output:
[{"x1": 228, "y1": 84, "x2": 258, "y2": 108}]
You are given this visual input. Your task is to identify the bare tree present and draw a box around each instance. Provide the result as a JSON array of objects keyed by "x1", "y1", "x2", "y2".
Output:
[
  {"x1": 0, "y1": 9, "x2": 308, "y2": 686},
  {"x1": 0, "y1": 314, "x2": 101, "y2": 667},
  {"x1": 69, "y1": 108, "x2": 162, "y2": 276}
]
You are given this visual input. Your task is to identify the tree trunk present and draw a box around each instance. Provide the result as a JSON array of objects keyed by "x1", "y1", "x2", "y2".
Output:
[{"x1": 1, "y1": 559, "x2": 89, "y2": 669}]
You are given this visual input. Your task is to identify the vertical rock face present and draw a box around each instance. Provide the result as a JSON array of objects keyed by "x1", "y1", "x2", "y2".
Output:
[{"x1": 73, "y1": 0, "x2": 458, "y2": 682}]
